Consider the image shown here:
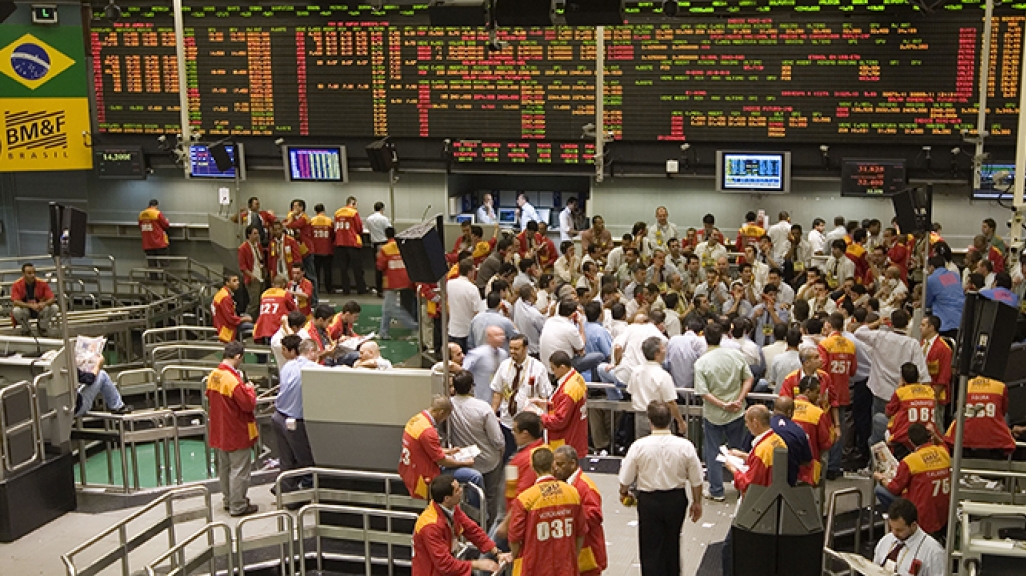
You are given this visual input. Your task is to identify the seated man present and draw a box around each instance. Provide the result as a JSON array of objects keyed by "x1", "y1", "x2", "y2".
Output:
[
  {"x1": 353, "y1": 341, "x2": 392, "y2": 370},
  {"x1": 75, "y1": 357, "x2": 132, "y2": 416},
  {"x1": 11, "y1": 263, "x2": 60, "y2": 337}
]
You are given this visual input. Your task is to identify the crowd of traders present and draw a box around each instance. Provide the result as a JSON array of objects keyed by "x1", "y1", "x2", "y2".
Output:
[{"x1": 134, "y1": 194, "x2": 1026, "y2": 576}]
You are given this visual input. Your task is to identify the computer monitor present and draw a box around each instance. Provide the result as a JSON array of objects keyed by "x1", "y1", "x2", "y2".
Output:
[
  {"x1": 189, "y1": 143, "x2": 245, "y2": 180},
  {"x1": 536, "y1": 208, "x2": 551, "y2": 225},
  {"x1": 455, "y1": 214, "x2": 474, "y2": 225},
  {"x1": 715, "y1": 151, "x2": 790, "y2": 193},
  {"x1": 284, "y1": 145, "x2": 348, "y2": 182},
  {"x1": 974, "y1": 163, "x2": 1015, "y2": 200},
  {"x1": 498, "y1": 208, "x2": 517, "y2": 225}
]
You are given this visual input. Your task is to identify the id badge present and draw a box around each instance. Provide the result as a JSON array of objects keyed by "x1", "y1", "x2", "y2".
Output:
[
  {"x1": 794, "y1": 261, "x2": 804, "y2": 272},
  {"x1": 763, "y1": 323, "x2": 772, "y2": 336}
]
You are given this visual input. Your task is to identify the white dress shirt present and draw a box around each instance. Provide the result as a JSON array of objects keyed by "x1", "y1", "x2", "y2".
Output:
[
  {"x1": 476, "y1": 204, "x2": 496, "y2": 224},
  {"x1": 767, "y1": 220, "x2": 792, "y2": 262},
  {"x1": 855, "y1": 325, "x2": 931, "y2": 401},
  {"x1": 824, "y1": 225, "x2": 848, "y2": 246},
  {"x1": 825, "y1": 255, "x2": 856, "y2": 287},
  {"x1": 365, "y1": 211, "x2": 391, "y2": 244},
  {"x1": 539, "y1": 315, "x2": 584, "y2": 368},
  {"x1": 627, "y1": 361, "x2": 678, "y2": 412},
  {"x1": 519, "y1": 202, "x2": 541, "y2": 228},
  {"x1": 694, "y1": 241, "x2": 728, "y2": 269},
  {"x1": 808, "y1": 229, "x2": 827, "y2": 255},
  {"x1": 559, "y1": 207, "x2": 575, "y2": 243},
  {"x1": 872, "y1": 528, "x2": 946, "y2": 576},
  {"x1": 618, "y1": 429, "x2": 703, "y2": 492},
  {"x1": 447, "y1": 276, "x2": 481, "y2": 338},
  {"x1": 489, "y1": 356, "x2": 552, "y2": 428},
  {"x1": 612, "y1": 322, "x2": 667, "y2": 384}
]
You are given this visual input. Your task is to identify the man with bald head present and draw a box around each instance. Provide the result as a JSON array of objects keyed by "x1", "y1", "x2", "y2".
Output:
[
  {"x1": 353, "y1": 341, "x2": 392, "y2": 370},
  {"x1": 553, "y1": 445, "x2": 607, "y2": 576},
  {"x1": 398, "y1": 395, "x2": 483, "y2": 502},
  {"x1": 770, "y1": 396, "x2": 813, "y2": 487}
]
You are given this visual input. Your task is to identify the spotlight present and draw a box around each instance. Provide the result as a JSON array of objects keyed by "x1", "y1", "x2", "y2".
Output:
[{"x1": 274, "y1": 138, "x2": 285, "y2": 147}]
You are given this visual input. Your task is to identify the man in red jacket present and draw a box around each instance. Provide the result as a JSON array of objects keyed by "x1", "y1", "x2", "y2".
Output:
[
  {"x1": 267, "y1": 221, "x2": 302, "y2": 282},
  {"x1": 873, "y1": 424, "x2": 950, "y2": 536},
  {"x1": 212, "y1": 275, "x2": 253, "y2": 343},
  {"x1": 537, "y1": 351, "x2": 589, "y2": 459},
  {"x1": 310, "y1": 204, "x2": 335, "y2": 293},
  {"x1": 285, "y1": 198, "x2": 316, "y2": 291},
  {"x1": 206, "y1": 342, "x2": 259, "y2": 516},
  {"x1": 237, "y1": 225, "x2": 266, "y2": 319},
  {"x1": 334, "y1": 195, "x2": 366, "y2": 294},
  {"x1": 138, "y1": 199, "x2": 170, "y2": 265},
  {"x1": 252, "y1": 275, "x2": 297, "y2": 342},
  {"x1": 10, "y1": 263, "x2": 59, "y2": 337},
  {"x1": 376, "y1": 227, "x2": 418, "y2": 339},
  {"x1": 553, "y1": 445, "x2": 607, "y2": 576},
  {"x1": 412, "y1": 475, "x2": 507, "y2": 576}
]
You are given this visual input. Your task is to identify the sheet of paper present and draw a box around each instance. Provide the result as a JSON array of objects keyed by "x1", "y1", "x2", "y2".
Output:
[
  {"x1": 453, "y1": 444, "x2": 481, "y2": 463},
  {"x1": 837, "y1": 552, "x2": 892, "y2": 576},
  {"x1": 717, "y1": 445, "x2": 749, "y2": 473},
  {"x1": 74, "y1": 335, "x2": 107, "y2": 372}
]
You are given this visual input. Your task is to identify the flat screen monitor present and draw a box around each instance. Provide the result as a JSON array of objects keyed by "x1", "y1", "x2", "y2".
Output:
[
  {"x1": 455, "y1": 214, "x2": 474, "y2": 225},
  {"x1": 189, "y1": 143, "x2": 245, "y2": 180},
  {"x1": 498, "y1": 208, "x2": 517, "y2": 225},
  {"x1": 284, "y1": 145, "x2": 348, "y2": 182},
  {"x1": 974, "y1": 163, "x2": 1015, "y2": 200},
  {"x1": 840, "y1": 158, "x2": 907, "y2": 197},
  {"x1": 716, "y1": 151, "x2": 790, "y2": 193},
  {"x1": 536, "y1": 208, "x2": 551, "y2": 225}
]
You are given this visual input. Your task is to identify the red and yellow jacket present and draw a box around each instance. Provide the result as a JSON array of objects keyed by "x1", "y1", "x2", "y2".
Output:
[
  {"x1": 252, "y1": 288, "x2": 296, "y2": 340},
  {"x1": 412, "y1": 501, "x2": 496, "y2": 576},
  {"x1": 884, "y1": 444, "x2": 951, "y2": 534},
  {"x1": 845, "y1": 243, "x2": 869, "y2": 285},
  {"x1": 333, "y1": 205, "x2": 363, "y2": 247},
  {"x1": 542, "y1": 369, "x2": 589, "y2": 459},
  {"x1": 310, "y1": 213, "x2": 335, "y2": 255},
  {"x1": 205, "y1": 363, "x2": 257, "y2": 452},
  {"x1": 237, "y1": 241, "x2": 265, "y2": 286},
  {"x1": 735, "y1": 223, "x2": 765, "y2": 252},
  {"x1": 505, "y1": 438, "x2": 547, "y2": 509},
  {"x1": 138, "y1": 207, "x2": 170, "y2": 250},
  {"x1": 944, "y1": 377, "x2": 1016, "y2": 452},
  {"x1": 211, "y1": 287, "x2": 243, "y2": 343},
  {"x1": 398, "y1": 411, "x2": 445, "y2": 499},
  {"x1": 923, "y1": 336, "x2": 953, "y2": 404},
  {"x1": 267, "y1": 235, "x2": 302, "y2": 281},
  {"x1": 792, "y1": 397, "x2": 834, "y2": 485},
  {"x1": 818, "y1": 332, "x2": 857, "y2": 406},
  {"x1": 508, "y1": 477, "x2": 585, "y2": 576},
  {"x1": 569, "y1": 470, "x2": 607, "y2": 576},
  {"x1": 376, "y1": 239, "x2": 412, "y2": 291},
  {"x1": 734, "y1": 431, "x2": 786, "y2": 495},
  {"x1": 886, "y1": 383, "x2": 936, "y2": 450},
  {"x1": 285, "y1": 211, "x2": 314, "y2": 257}
]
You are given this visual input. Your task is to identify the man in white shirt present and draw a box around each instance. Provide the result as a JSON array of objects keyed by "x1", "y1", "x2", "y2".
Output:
[
  {"x1": 449, "y1": 369, "x2": 506, "y2": 524},
  {"x1": 513, "y1": 285, "x2": 546, "y2": 356},
  {"x1": 538, "y1": 301, "x2": 605, "y2": 375},
  {"x1": 766, "y1": 211, "x2": 792, "y2": 263},
  {"x1": 597, "y1": 310, "x2": 667, "y2": 389},
  {"x1": 558, "y1": 197, "x2": 578, "y2": 243},
  {"x1": 353, "y1": 342, "x2": 392, "y2": 370},
  {"x1": 490, "y1": 335, "x2": 551, "y2": 462},
  {"x1": 628, "y1": 337, "x2": 688, "y2": 437},
  {"x1": 808, "y1": 217, "x2": 827, "y2": 255},
  {"x1": 694, "y1": 234, "x2": 728, "y2": 271},
  {"x1": 854, "y1": 309, "x2": 930, "y2": 421},
  {"x1": 824, "y1": 239, "x2": 856, "y2": 290},
  {"x1": 823, "y1": 215, "x2": 848, "y2": 246},
  {"x1": 766, "y1": 329, "x2": 802, "y2": 391},
  {"x1": 271, "y1": 311, "x2": 307, "y2": 368},
  {"x1": 447, "y1": 259, "x2": 481, "y2": 352},
  {"x1": 476, "y1": 193, "x2": 497, "y2": 224},
  {"x1": 464, "y1": 326, "x2": 509, "y2": 403},
  {"x1": 618, "y1": 401, "x2": 703, "y2": 576},
  {"x1": 365, "y1": 201, "x2": 392, "y2": 296},
  {"x1": 650, "y1": 206, "x2": 678, "y2": 252},
  {"x1": 516, "y1": 193, "x2": 541, "y2": 229},
  {"x1": 872, "y1": 498, "x2": 945, "y2": 576}
]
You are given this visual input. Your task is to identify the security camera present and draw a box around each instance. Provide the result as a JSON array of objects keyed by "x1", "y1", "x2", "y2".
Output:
[
  {"x1": 104, "y1": 0, "x2": 121, "y2": 21},
  {"x1": 680, "y1": 143, "x2": 691, "y2": 152},
  {"x1": 274, "y1": 138, "x2": 285, "y2": 146},
  {"x1": 157, "y1": 135, "x2": 167, "y2": 144},
  {"x1": 819, "y1": 144, "x2": 829, "y2": 153},
  {"x1": 951, "y1": 147, "x2": 962, "y2": 155}
]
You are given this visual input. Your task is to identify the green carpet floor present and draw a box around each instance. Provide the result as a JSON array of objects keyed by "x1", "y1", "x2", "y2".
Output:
[
  {"x1": 74, "y1": 439, "x2": 214, "y2": 487},
  {"x1": 347, "y1": 302, "x2": 421, "y2": 366}
]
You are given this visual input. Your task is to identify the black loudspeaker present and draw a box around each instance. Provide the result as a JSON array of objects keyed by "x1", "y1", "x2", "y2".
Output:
[
  {"x1": 49, "y1": 203, "x2": 87, "y2": 258},
  {"x1": 208, "y1": 142, "x2": 235, "y2": 172},
  {"x1": 396, "y1": 222, "x2": 448, "y2": 283},
  {"x1": 957, "y1": 292, "x2": 1020, "y2": 380},
  {"x1": 0, "y1": 2, "x2": 17, "y2": 23},
  {"x1": 563, "y1": 0, "x2": 624, "y2": 25},
  {"x1": 428, "y1": 0, "x2": 488, "y2": 26},
  {"x1": 891, "y1": 185, "x2": 932, "y2": 234},
  {"x1": 495, "y1": 0, "x2": 554, "y2": 26},
  {"x1": 366, "y1": 138, "x2": 398, "y2": 172}
]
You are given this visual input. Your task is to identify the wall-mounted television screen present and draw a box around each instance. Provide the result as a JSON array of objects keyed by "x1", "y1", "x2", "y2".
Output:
[
  {"x1": 716, "y1": 151, "x2": 790, "y2": 193},
  {"x1": 284, "y1": 145, "x2": 348, "y2": 182},
  {"x1": 188, "y1": 143, "x2": 245, "y2": 180},
  {"x1": 974, "y1": 163, "x2": 1015, "y2": 200}
]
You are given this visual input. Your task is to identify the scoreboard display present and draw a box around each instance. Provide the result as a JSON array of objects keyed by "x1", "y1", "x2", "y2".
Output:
[
  {"x1": 451, "y1": 140, "x2": 596, "y2": 165},
  {"x1": 840, "y1": 158, "x2": 908, "y2": 197},
  {"x1": 90, "y1": 1, "x2": 1024, "y2": 145}
]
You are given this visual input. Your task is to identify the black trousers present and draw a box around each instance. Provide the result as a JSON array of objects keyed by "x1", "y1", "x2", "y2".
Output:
[
  {"x1": 271, "y1": 411, "x2": 315, "y2": 492},
  {"x1": 314, "y1": 254, "x2": 334, "y2": 293},
  {"x1": 851, "y1": 378, "x2": 872, "y2": 458},
  {"x1": 335, "y1": 246, "x2": 366, "y2": 293},
  {"x1": 372, "y1": 242, "x2": 385, "y2": 294},
  {"x1": 637, "y1": 488, "x2": 687, "y2": 576}
]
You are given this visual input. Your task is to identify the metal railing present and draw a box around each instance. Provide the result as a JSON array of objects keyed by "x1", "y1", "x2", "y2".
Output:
[
  {"x1": 236, "y1": 510, "x2": 296, "y2": 576},
  {"x1": 143, "y1": 521, "x2": 234, "y2": 576},
  {"x1": 824, "y1": 486, "x2": 869, "y2": 554},
  {"x1": 297, "y1": 503, "x2": 419, "y2": 576},
  {"x1": 0, "y1": 379, "x2": 43, "y2": 478},
  {"x1": 275, "y1": 467, "x2": 427, "y2": 515},
  {"x1": 61, "y1": 485, "x2": 212, "y2": 576},
  {"x1": 72, "y1": 410, "x2": 183, "y2": 491}
]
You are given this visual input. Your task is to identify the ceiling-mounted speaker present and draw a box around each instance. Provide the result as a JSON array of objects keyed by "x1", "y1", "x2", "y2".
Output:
[
  {"x1": 366, "y1": 138, "x2": 398, "y2": 172},
  {"x1": 563, "y1": 0, "x2": 625, "y2": 26},
  {"x1": 428, "y1": 0, "x2": 488, "y2": 27},
  {"x1": 495, "y1": 0, "x2": 554, "y2": 27},
  {"x1": 208, "y1": 142, "x2": 235, "y2": 172}
]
